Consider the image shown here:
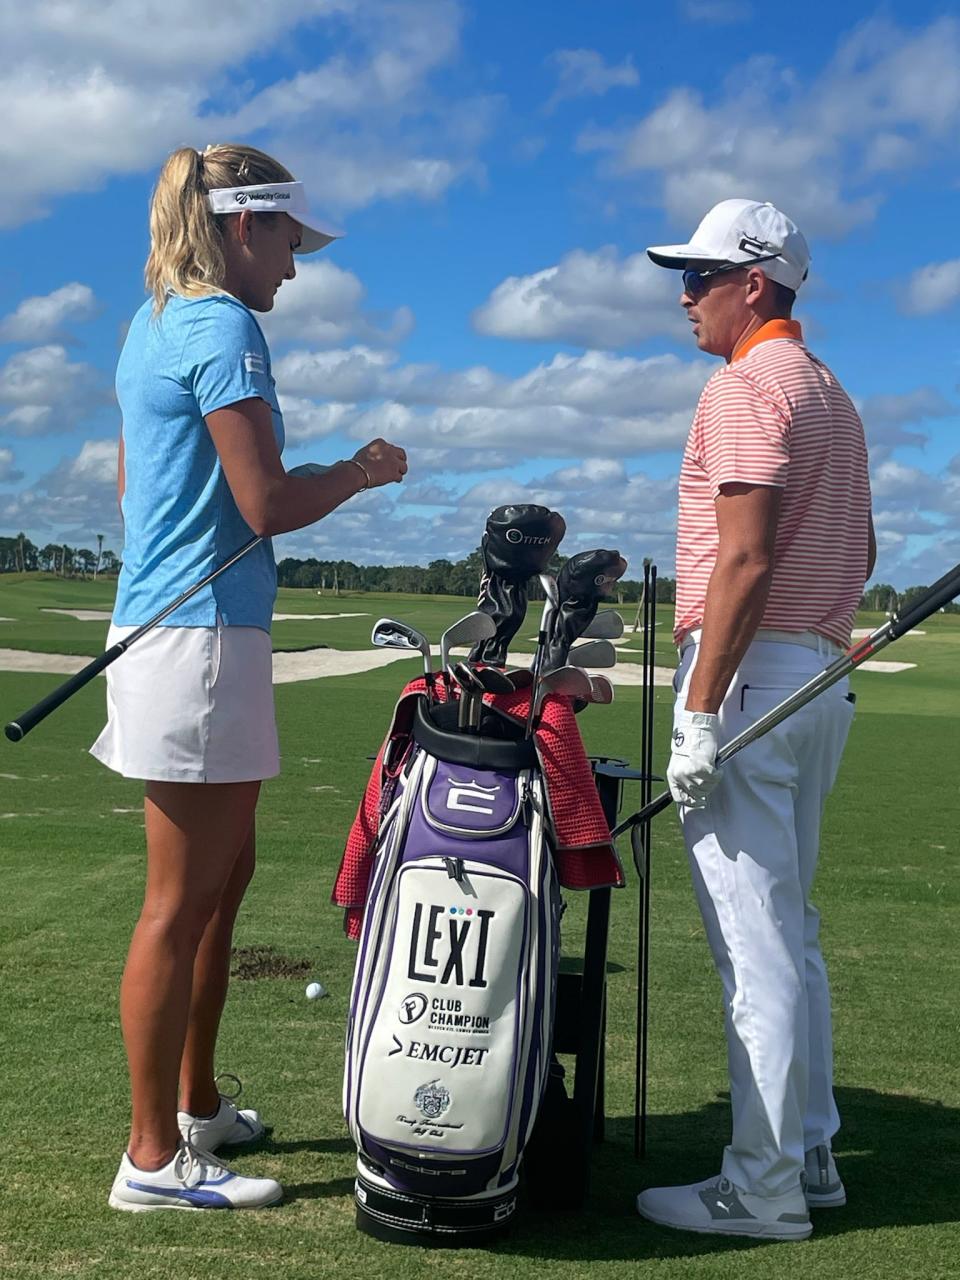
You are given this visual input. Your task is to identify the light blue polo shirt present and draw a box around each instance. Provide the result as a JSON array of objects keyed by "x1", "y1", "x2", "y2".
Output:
[{"x1": 114, "y1": 293, "x2": 284, "y2": 631}]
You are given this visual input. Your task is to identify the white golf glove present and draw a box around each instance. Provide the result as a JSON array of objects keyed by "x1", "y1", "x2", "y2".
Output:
[{"x1": 667, "y1": 708, "x2": 721, "y2": 809}]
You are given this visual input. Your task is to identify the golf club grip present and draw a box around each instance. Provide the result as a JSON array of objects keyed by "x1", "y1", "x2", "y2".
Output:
[
  {"x1": 613, "y1": 561, "x2": 959, "y2": 842},
  {"x1": 889, "y1": 563, "x2": 960, "y2": 639},
  {"x1": 4, "y1": 644, "x2": 124, "y2": 742},
  {"x1": 612, "y1": 789, "x2": 673, "y2": 835}
]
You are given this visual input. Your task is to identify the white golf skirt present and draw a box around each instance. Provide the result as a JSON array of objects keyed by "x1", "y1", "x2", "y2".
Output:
[{"x1": 89, "y1": 620, "x2": 279, "y2": 783}]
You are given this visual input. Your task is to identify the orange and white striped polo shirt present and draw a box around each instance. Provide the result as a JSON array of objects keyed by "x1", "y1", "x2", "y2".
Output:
[{"x1": 674, "y1": 319, "x2": 872, "y2": 648}]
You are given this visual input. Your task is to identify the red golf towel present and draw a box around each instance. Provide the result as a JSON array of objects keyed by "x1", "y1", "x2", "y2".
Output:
[{"x1": 332, "y1": 677, "x2": 625, "y2": 938}]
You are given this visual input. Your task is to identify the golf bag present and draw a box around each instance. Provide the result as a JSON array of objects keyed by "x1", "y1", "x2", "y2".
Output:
[{"x1": 343, "y1": 702, "x2": 560, "y2": 1244}]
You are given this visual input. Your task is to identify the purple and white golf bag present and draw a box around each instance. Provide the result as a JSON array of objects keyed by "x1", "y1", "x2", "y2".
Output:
[{"x1": 343, "y1": 707, "x2": 560, "y2": 1244}]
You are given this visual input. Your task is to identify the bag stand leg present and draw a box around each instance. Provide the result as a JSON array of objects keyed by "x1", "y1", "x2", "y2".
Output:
[
  {"x1": 529, "y1": 758, "x2": 639, "y2": 1209},
  {"x1": 573, "y1": 882, "x2": 610, "y2": 1154}
]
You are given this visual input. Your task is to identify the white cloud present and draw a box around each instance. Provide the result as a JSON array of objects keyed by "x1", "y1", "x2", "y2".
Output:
[
  {"x1": 70, "y1": 438, "x2": 122, "y2": 485},
  {"x1": 0, "y1": 2, "x2": 317, "y2": 73},
  {"x1": 274, "y1": 346, "x2": 398, "y2": 402},
  {"x1": 278, "y1": 396, "x2": 361, "y2": 444},
  {"x1": 0, "y1": 447, "x2": 24, "y2": 484},
  {"x1": 343, "y1": 399, "x2": 695, "y2": 459},
  {"x1": 415, "y1": 447, "x2": 515, "y2": 474},
  {"x1": 899, "y1": 259, "x2": 960, "y2": 315},
  {"x1": 0, "y1": 345, "x2": 108, "y2": 436},
  {"x1": 857, "y1": 387, "x2": 956, "y2": 449},
  {"x1": 544, "y1": 49, "x2": 639, "y2": 113},
  {"x1": 0, "y1": 284, "x2": 99, "y2": 344},
  {"x1": 0, "y1": 438, "x2": 121, "y2": 543},
  {"x1": 273, "y1": 455, "x2": 682, "y2": 573},
  {"x1": 273, "y1": 344, "x2": 711, "y2": 451},
  {"x1": 578, "y1": 17, "x2": 960, "y2": 238},
  {"x1": 261, "y1": 260, "x2": 414, "y2": 349},
  {"x1": 870, "y1": 457, "x2": 958, "y2": 521},
  {"x1": 472, "y1": 247, "x2": 689, "y2": 347},
  {"x1": 0, "y1": 0, "x2": 490, "y2": 227}
]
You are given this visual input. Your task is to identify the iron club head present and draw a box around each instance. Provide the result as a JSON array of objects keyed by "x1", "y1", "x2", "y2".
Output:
[{"x1": 567, "y1": 638, "x2": 617, "y2": 669}]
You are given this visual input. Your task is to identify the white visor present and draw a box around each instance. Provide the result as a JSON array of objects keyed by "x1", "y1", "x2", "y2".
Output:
[{"x1": 206, "y1": 182, "x2": 343, "y2": 254}]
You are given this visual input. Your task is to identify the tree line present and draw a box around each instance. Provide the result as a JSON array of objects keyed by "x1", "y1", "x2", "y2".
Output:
[
  {"x1": 0, "y1": 533, "x2": 119, "y2": 578},
  {"x1": 2, "y1": 532, "x2": 956, "y2": 613},
  {"x1": 278, "y1": 550, "x2": 673, "y2": 603}
]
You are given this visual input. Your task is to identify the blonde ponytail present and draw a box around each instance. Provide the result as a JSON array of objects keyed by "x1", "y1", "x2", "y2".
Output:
[{"x1": 145, "y1": 144, "x2": 295, "y2": 312}]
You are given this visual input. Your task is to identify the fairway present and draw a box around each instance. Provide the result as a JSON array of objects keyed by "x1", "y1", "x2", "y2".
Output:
[{"x1": 1, "y1": 576, "x2": 958, "y2": 1279}]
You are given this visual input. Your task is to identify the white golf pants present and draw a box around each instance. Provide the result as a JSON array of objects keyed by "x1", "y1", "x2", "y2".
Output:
[{"x1": 675, "y1": 636, "x2": 855, "y2": 1198}]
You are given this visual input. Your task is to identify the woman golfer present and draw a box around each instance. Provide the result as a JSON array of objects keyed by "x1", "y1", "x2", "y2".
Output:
[{"x1": 92, "y1": 143, "x2": 407, "y2": 1211}]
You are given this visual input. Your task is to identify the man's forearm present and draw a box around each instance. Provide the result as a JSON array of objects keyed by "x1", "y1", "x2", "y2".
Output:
[{"x1": 684, "y1": 553, "x2": 774, "y2": 713}]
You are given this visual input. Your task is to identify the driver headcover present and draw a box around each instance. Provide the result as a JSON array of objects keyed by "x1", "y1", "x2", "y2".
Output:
[
  {"x1": 542, "y1": 548, "x2": 627, "y2": 674},
  {"x1": 470, "y1": 505, "x2": 566, "y2": 666}
]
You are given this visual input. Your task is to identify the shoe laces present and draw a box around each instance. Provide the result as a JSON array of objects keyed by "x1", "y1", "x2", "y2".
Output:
[
  {"x1": 175, "y1": 1136, "x2": 230, "y2": 1187},
  {"x1": 214, "y1": 1072, "x2": 243, "y2": 1102}
]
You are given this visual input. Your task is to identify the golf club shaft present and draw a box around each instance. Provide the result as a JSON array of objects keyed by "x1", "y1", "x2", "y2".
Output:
[
  {"x1": 612, "y1": 562, "x2": 960, "y2": 836},
  {"x1": 4, "y1": 536, "x2": 263, "y2": 742},
  {"x1": 634, "y1": 560, "x2": 655, "y2": 1158},
  {"x1": 525, "y1": 585, "x2": 555, "y2": 736}
]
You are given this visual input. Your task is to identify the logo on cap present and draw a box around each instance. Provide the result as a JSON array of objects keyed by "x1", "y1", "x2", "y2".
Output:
[
  {"x1": 738, "y1": 233, "x2": 779, "y2": 258},
  {"x1": 235, "y1": 192, "x2": 248, "y2": 205}
]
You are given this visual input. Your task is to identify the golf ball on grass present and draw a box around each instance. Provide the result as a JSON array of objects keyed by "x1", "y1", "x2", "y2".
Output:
[{"x1": 306, "y1": 982, "x2": 327, "y2": 1000}]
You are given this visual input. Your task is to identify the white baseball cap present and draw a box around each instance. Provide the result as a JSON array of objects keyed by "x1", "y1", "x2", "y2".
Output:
[
  {"x1": 646, "y1": 198, "x2": 810, "y2": 292},
  {"x1": 206, "y1": 182, "x2": 343, "y2": 254}
]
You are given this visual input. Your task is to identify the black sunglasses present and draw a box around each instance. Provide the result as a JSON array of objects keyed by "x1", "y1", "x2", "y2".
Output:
[{"x1": 682, "y1": 254, "x2": 779, "y2": 298}]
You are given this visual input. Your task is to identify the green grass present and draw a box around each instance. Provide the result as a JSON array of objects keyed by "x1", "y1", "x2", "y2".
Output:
[
  {"x1": 1, "y1": 580, "x2": 959, "y2": 1278},
  {"x1": 0, "y1": 574, "x2": 675, "y2": 666}
]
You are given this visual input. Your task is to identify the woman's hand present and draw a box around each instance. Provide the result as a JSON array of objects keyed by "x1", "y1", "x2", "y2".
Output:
[
  {"x1": 206, "y1": 400, "x2": 408, "y2": 535},
  {"x1": 353, "y1": 439, "x2": 407, "y2": 488}
]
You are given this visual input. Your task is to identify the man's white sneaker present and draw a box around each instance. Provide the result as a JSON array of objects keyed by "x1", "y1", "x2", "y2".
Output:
[
  {"x1": 108, "y1": 1143, "x2": 282, "y2": 1212},
  {"x1": 178, "y1": 1096, "x2": 265, "y2": 1155},
  {"x1": 803, "y1": 1144, "x2": 846, "y2": 1208},
  {"x1": 636, "y1": 1175, "x2": 812, "y2": 1241}
]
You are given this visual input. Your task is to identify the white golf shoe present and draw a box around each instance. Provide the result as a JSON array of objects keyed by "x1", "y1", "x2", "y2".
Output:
[
  {"x1": 109, "y1": 1142, "x2": 282, "y2": 1212},
  {"x1": 636, "y1": 1174, "x2": 812, "y2": 1241},
  {"x1": 804, "y1": 1144, "x2": 846, "y2": 1208},
  {"x1": 178, "y1": 1095, "x2": 266, "y2": 1154}
]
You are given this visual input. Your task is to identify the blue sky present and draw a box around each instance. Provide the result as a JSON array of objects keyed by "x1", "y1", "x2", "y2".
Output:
[{"x1": 1, "y1": 0, "x2": 958, "y2": 585}]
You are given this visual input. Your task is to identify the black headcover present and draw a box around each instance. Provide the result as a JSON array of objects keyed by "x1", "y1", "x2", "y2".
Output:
[
  {"x1": 469, "y1": 505, "x2": 566, "y2": 666},
  {"x1": 480, "y1": 505, "x2": 567, "y2": 582},
  {"x1": 542, "y1": 548, "x2": 627, "y2": 674}
]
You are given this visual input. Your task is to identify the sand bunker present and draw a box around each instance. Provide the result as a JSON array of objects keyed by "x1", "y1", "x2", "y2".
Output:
[
  {"x1": 36, "y1": 608, "x2": 369, "y2": 624},
  {"x1": 0, "y1": 648, "x2": 90, "y2": 674},
  {"x1": 272, "y1": 611, "x2": 369, "y2": 621},
  {"x1": 857, "y1": 661, "x2": 916, "y2": 673},
  {"x1": 852, "y1": 627, "x2": 925, "y2": 638},
  {"x1": 40, "y1": 608, "x2": 112, "y2": 621},
  {"x1": 0, "y1": 646, "x2": 913, "y2": 684},
  {"x1": 272, "y1": 648, "x2": 422, "y2": 683}
]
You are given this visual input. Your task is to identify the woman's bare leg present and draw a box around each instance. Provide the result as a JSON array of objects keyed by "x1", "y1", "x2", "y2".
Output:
[
  {"x1": 178, "y1": 822, "x2": 257, "y2": 1117},
  {"x1": 120, "y1": 780, "x2": 260, "y2": 1170}
]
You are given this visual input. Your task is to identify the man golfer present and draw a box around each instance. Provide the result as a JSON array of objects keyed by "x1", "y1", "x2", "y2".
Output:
[{"x1": 637, "y1": 199, "x2": 875, "y2": 1240}]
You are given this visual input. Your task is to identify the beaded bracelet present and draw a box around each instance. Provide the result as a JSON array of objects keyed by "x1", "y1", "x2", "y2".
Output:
[{"x1": 345, "y1": 458, "x2": 371, "y2": 491}]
